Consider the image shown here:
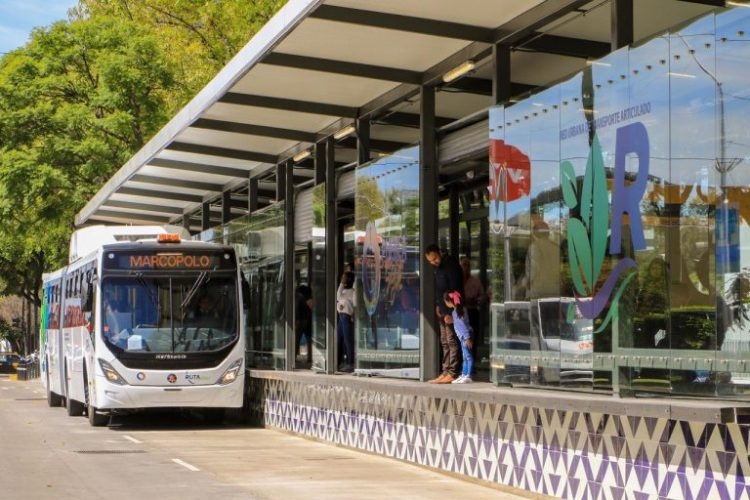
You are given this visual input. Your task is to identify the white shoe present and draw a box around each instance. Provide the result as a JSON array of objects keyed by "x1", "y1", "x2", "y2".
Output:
[{"x1": 453, "y1": 376, "x2": 472, "y2": 384}]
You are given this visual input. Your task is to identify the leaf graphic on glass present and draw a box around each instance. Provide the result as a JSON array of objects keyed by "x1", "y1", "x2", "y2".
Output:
[
  {"x1": 562, "y1": 135, "x2": 608, "y2": 296},
  {"x1": 561, "y1": 134, "x2": 636, "y2": 330}
]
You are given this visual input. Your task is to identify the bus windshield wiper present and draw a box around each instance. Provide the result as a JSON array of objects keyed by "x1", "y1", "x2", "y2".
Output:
[
  {"x1": 180, "y1": 270, "x2": 210, "y2": 312},
  {"x1": 132, "y1": 271, "x2": 157, "y2": 305}
]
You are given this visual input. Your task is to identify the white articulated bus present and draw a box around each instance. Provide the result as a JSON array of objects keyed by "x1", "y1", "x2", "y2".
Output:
[{"x1": 40, "y1": 225, "x2": 247, "y2": 426}]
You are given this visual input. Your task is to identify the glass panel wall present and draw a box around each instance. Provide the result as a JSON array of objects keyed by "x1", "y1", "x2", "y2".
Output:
[
  {"x1": 716, "y1": 7, "x2": 750, "y2": 395},
  {"x1": 621, "y1": 34, "x2": 670, "y2": 393},
  {"x1": 310, "y1": 183, "x2": 327, "y2": 372},
  {"x1": 354, "y1": 146, "x2": 420, "y2": 378},
  {"x1": 201, "y1": 203, "x2": 286, "y2": 370},
  {"x1": 489, "y1": 6, "x2": 750, "y2": 399}
]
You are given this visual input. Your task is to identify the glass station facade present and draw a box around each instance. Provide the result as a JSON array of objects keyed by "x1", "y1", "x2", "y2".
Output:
[
  {"x1": 203, "y1": 6, "x2": 750, "y2": 400},
  {"x1": 489, "y1": 7, "x2": 750, "y2": 398}
]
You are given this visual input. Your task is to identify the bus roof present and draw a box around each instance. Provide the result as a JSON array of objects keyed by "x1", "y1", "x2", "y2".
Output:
[{"x1": 69, "y1": 225, "x2": 191, "y2": 263}]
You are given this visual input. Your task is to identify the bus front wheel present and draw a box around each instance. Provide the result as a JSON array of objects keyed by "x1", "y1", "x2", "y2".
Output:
[
  {"x1": 64, "y1": 367, "x2": 84, "y2": 417},
  {"x1": 46, "y1": 367, "x2": 62, "y2": 407}
]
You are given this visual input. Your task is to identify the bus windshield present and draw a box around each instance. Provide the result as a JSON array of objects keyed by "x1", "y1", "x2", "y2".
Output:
[{"x1": 101, "y1": 275, "x2": 238, "y2": 354}]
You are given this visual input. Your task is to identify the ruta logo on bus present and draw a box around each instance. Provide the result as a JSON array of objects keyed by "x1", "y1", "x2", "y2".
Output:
[{"x1": 562, "y1": 122, "x2": 649, "y2": 331}]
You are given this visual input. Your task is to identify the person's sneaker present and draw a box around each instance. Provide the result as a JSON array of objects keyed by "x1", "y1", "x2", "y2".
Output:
[
  {"x1": 451, "y1": 375, "x2": 466, "y2": 384},
  {"x1": 436, "y1": 373, "x2": 455, "y2": 384},
  {"x1": 453, "y1": 376, "x2": 472, "y2": 384},
  {"x1": 428, "y1": 373, "x2": 448, "y2": 383}
]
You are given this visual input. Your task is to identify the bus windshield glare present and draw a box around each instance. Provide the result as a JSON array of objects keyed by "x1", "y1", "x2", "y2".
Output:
[{"x1": 101, "y1": 275, "x2": 238, "y2": 354}]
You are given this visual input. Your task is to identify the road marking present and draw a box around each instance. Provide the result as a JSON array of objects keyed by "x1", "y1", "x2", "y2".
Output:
[
  {"x1": 172, "y1": 458, "x2": 200, "y2": 471},
  {"x1": 123, "y1": 435, "x2": 142, "y2": 444}
]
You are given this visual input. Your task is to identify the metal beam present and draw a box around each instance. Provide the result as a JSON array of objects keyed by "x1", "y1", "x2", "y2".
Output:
[
  {"x1": 493, "y1": 0, "x2": 594, "y2": 45},
  {"x1": 284, "y1": 161, "x2": 295, "y2": 370},
  {"x1": 357, "y1": 116, "x2": 370, "y2": 165},
  {"x1": 191, "y1": 118, "x2": 318, "y2": 143},
  {"x1": 202, "y1": 202, "x2": 210, "y2": 231},
  {"x1": 219, "y1": 92, "x2": 358, "y2": 118},
  {"x1": 129, "y1": 174, "x2": 224, "y2": 192},
  {"x1": 419, "y1": 85, "x2": 438, "y2": 383},
  {"x1": 249, "y1": 178, "x2": 258, "y2": 213},
  {"x1": 442, "y1": 77, "x2": 536, "y2": 97},
  {"x1": 676, "y1": 0, "x2": 723, "y2": 6},
  {"x1": 118, "y1": 186, "x2": 203, "y2": 203},
  {"x1": 611, "y1": 0, "x2": 634, "y2": 50},
  {"x1": 518, "y1": 33, "x2": 611, "y2": 59},
  {"x1": 222, "y1": 191, "x2": 231, "y2": 224},
  {"x1": 263, "y1": 52, "x2": 422, "y2": 84},
  {"x1": 89, "y1": 210, "x2": 171, "y2": 224},
  {"x1": 103, "y1": 200, "x2": 184, "y2": 215},
  {"x1": 148, "y1": 158, "x2": 251, "y2": 179},
  {"x1": 337, "y1": 136, "x2": 409, "y2": 153},
  {"x1": 310, "y1": 5, "x2": 494, "y2": 42},
  {"x1": 325, "y1": 137, "x2": 337, "y2": 374},
  {"x1": 370, "y1": 111, "x2": 454, "y2": 129},
  {"x1": 165, "y1": 142, "x2": 277, "y2": 164},
  {"x1": 493, "y1": 44, "x2": 512, "y2": 104}
]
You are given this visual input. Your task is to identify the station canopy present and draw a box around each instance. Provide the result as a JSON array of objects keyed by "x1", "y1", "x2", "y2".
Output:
[{"x1": 75, "y1": 0, "x2": 718, "y2": 231}]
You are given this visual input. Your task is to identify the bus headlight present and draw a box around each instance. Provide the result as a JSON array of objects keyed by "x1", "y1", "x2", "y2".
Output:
[
  {"x1": 98, "y1": 359, "x2": 127, "y2": 385},
  {"x1": 217, "y1": 358, "x2": 243, "y2": 385}
]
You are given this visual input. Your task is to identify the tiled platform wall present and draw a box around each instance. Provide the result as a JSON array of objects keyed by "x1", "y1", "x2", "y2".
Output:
[{"x1": 247, "y1": 372, "x2": 750, "y2": 499}]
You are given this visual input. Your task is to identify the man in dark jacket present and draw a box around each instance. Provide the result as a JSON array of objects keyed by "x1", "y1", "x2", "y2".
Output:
[{"x1": 424, "y1": 244, "x2": 464, "y2": 383}]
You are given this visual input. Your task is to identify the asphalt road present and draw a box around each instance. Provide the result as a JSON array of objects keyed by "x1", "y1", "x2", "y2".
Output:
[{"x1": 0, "y1": 375, "x2": 532, "y2": 500}]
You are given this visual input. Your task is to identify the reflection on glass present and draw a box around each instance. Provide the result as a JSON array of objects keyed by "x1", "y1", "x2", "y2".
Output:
[
  {"x1": 204, "y1": 204, "x2": 286, "y2": 370},
  {"x1": 101, "y1": 276, "x2": 238, "y2": 354},
  {"x1": 490, "y1": 6, "x2": 750, "y2": 399},
  {"x1": 354, "y1": 146, "x2": 420, "y2": 378}
]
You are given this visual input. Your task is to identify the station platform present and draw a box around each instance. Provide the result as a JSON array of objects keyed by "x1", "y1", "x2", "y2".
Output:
[{"x1": 247, "y1": 369, "x2": 750, "y2": 499}]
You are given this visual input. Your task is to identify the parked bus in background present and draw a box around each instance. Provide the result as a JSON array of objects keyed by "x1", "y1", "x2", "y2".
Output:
[{"x1": 40, "y1": 225, "x2": 247, "y2": 426}]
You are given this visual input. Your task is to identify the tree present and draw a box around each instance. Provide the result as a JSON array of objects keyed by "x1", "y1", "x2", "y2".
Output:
[
  {"x1": 355, "y1": 176, "x2": 386, "y2": 231},
  {"x1": 74, "y1": 0, "x2": 287, "y2": 108},
  {"x1": 0, "y1": 17, "x2": 179, "y2": 308}
]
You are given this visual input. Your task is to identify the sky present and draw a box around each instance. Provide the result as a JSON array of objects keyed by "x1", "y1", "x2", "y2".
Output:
[{"x1": 0, "y1": 0, "x2": 78, "y2": 55}]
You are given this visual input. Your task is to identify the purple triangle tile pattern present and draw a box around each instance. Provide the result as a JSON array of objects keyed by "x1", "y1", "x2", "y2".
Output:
[{"x1": 247, "y1": 377, "x2": 750, "y2": 499}]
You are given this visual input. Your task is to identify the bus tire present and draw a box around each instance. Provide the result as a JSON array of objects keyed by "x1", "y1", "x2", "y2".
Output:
[
  {"x1": 66, "y1": 393, "x2": 84, "y2": 417},
  {"x1": 87, "y1": 406, "x2": 109, "y2": 427},
  {"x1": 46, "y1": 369, "x2": 63, "y2": 408},
  {"x1": 84, "y1": 369, "x2": 109, "y2": 427},
  {"x1": 65, "y1": 369, "x2": 84, "y2": 417}
]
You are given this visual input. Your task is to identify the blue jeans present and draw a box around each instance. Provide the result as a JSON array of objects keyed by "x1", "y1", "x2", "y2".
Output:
[
  {"x1": 338, "y1": 313, "x2": 354, "y2": 366},
  {"x1": 460, "y1": 339, "x2": 473, "y2": 377}
]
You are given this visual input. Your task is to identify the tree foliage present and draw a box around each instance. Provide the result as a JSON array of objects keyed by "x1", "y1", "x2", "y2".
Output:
[
  {"x1": 74, "y1": 0, "x2": 287, "y2": 108},
  {"x1": 0, "y1": 16, "x2": 178, "y2": 304}
]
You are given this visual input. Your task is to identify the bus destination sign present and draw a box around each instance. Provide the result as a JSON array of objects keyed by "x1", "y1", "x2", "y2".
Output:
[{"x1": 105, "y1": 251, "x2": 232, "y2": 270}]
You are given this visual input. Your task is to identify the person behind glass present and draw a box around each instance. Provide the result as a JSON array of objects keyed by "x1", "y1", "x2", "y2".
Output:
[
  {"x1": 444, "y1": 290, "x2": 473, "y2": 384},
  {"x1": 424, "y1": 243, "x2": 463, "y2": 384},
  {"x1": 336, "y1": 270, "x2": 356, "y2": 373},
  {"x1": 524, "y1": 220, "x2": 560, "y2": 299},
  {"x1": 294, "y1": 284, "x2": 313, "y2": 366}
]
